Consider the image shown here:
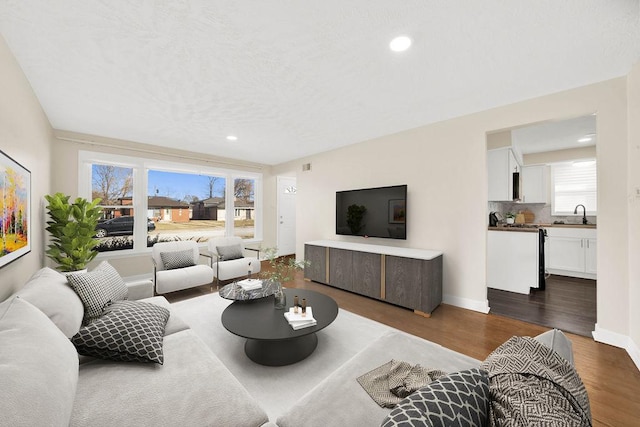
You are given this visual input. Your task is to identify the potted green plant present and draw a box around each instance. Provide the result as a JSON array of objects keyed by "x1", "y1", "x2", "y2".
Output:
[
  {"x1": 505, "y1": 212, "x2": 516, "y2": 224},
  {"x1": 259, "y1": 247, "x2": 310, "y2": 309},
  {"x1": 45, "y1": 192, "x2": 103, "y2": 272}
]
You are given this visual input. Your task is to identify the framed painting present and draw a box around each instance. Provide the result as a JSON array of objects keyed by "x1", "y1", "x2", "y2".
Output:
[
  {"x1": 0, "y1": 150, "x2": 31, "y2": 268},
  {"x1": 388, "y1": 199, "x2": 406, "y2": 224}
]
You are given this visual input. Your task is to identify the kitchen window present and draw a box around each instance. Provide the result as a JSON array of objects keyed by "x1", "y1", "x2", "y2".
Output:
[{"x1": 551, "y1": 160, "x2": 597, "y2": 215}]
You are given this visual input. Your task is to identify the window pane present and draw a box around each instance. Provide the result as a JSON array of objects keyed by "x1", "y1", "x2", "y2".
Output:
[
  {"x1": 552, "y1": 162, "x2": 597, "y2": 215},
  {"x1": 91, "y1": 164, "x2": 135, "y2": 252},
  {"x1": 233, "y1": 178, "x2": 255, "y2": 239},
  {"x1": 147, "y1": 170, "x2": 226, "y2": 244}
]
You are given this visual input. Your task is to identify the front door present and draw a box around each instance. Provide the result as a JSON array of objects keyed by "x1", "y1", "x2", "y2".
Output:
[{"x1": 277, "y1": 176, "x2": 297, "y2": 256}]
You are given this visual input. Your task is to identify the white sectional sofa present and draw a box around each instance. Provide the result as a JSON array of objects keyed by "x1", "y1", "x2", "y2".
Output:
[
  {"x1": 0, "y1": 267, "x2": 270, "y2": 427},
  {"x1": 0, "y1": 266, "x2": 588, "y2": 426}
]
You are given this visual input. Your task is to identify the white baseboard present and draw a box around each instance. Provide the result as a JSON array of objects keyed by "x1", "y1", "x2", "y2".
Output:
[
  {"x1": 443, "y1": 294, "x2": 490, "y2": 314},
  {"x1": 593, "y1": 323, "x2": 640, "y2": 372}
]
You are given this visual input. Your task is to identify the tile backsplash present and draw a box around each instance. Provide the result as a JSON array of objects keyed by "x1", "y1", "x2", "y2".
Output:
[{"x1": 488, "y1": 202, "x2": 596, "y2": 225}]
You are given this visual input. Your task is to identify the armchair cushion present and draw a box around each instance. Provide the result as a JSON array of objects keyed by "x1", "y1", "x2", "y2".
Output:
[
  {"x1": 160, "y1": 249, "x2": 196, "y2": 270},
  {"x1": 217, "y1": 243, "x2": 244, "y2": 261},
  {"x1": 67, "y1": 261, "x2": 128, "y2": 324},
  {"x1": 71, "y1": 300, "x2": 170, "y2": 364}
]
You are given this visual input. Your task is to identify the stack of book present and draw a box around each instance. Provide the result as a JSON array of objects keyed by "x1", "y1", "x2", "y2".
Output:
[
  {"x1": 237, "y1": 278, "x2": 263, "y2": 291},
  {"x1": 284, "y1": 307, "x2": 316, "y2": 330}
]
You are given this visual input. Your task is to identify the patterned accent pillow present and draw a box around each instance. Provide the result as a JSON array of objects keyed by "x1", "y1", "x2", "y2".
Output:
[
  {"x1": 381, "y1": 368, "x2": 490, "y2": 427},
  {"x1": 71, "y1": 300, "x2": 170, "y2": 364},
  {"x1": 216, "y1": 244, "x2": 244, "y2": 261},
  {"x1": 160, "y1": 249, "x2": 195, "y2": 270},
  {"x1": 67, "y1": 261, "x2": 128, "y2": 324}
]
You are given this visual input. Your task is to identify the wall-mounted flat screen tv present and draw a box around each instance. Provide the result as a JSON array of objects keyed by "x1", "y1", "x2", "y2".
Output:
[{"x1": 336, "y1": 185, "x2": 407, "y2": 239}]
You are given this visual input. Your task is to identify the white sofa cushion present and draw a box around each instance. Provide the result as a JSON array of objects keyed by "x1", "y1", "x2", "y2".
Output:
[
  {"x1": 0, "y1": 297, "x2": 79, "y2": 426},
  {"x1": 15, "y1": 266, "x2": 84, "y2": 337},
  {"x1": 71, "y1": 329, "x2": 269, "y2": 427}
]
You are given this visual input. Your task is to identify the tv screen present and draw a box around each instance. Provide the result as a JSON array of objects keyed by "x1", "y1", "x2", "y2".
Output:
[{"x1": 336, "y1": 185, "x2": 407, "y2": 239}]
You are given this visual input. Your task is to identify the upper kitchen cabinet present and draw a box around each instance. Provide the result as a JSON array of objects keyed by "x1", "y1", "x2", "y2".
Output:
[
  {"x1": 521, "y1": 165, "x2": 548, "y2": 204},
  {"x1": 487, "y1": 147, "x2": 521, "y2": 201}
]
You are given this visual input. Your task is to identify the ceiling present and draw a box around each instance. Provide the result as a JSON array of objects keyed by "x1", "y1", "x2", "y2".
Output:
[
  {"x1": 1, "y1": 1, "x2": 639, "y2": 165},
  {"x1": 511, "y1": 114, "x2": 597, "y2": 155}
]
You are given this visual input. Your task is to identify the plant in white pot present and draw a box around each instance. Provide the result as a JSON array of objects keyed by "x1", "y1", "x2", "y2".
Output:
[{"x1": 45, "y1": 193, "x2": 102, "y2": 272}]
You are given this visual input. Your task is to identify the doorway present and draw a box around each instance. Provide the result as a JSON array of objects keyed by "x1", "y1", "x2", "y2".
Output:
[{"x1": 277, "y1": 176, "x2": 297, "y2": 256}]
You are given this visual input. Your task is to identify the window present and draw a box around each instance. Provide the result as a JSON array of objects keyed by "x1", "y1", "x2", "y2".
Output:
[
  {"x1": 147, "y1": 169, "x2": 227, "y2": 243},
  {"x1": 551, "y1": 161, "x2": 597, "y2": 215},
  {"x1": 233, "y1": 178, "x2": 256, "y2": 239},
  {"x1": 79, "y1": 151, "x2": 262, "y2": 254}
]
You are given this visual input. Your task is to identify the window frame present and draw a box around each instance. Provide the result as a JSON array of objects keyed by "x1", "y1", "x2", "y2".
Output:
[
  {"x1": 550, "y1": 160, "x2": 597, "y2": 216},
  {"x1": 78, "y1": 151, "x2": 263, "y2": 256}
]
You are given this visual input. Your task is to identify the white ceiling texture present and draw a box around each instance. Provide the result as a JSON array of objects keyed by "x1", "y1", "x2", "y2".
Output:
[{"x1": 1, "y1": 1, "x2": 639, "y2": 165}]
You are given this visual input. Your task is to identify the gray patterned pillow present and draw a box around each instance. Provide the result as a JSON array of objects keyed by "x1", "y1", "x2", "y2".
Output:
[
  {"x1": 160, "y1": 249, "x2": 195, "y2": 270},
  {"x1": 67, "y1": 261, "x2": 128, "y2": 324},
  {"x1": 381, "y1": 368, "x2": 490, "y2": 427},
  {"x1": 216, "y1": 244, "x2": 243, "y2": 261},
  {"x1": 71, "y1": 300, "x2": 170, "y2": 364}
]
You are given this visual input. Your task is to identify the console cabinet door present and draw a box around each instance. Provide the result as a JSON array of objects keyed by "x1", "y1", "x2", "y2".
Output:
[
  {"x1": 329, "y1": 248, "x2": 353, "y2": 291},
  {"x1": 352, "y1": 251, "x2": 381, "y2": 299},
  {"x1": 385, "y1": 256, "x2": 421, "y2": 309},
  {"x1": 304, "y1": 245, "x2": 327, "y2": 283}
]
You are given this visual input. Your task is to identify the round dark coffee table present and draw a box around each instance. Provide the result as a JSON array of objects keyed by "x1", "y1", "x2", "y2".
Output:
[{"x1": 221, "y1": 288, "x2": 338, "y2": 366}]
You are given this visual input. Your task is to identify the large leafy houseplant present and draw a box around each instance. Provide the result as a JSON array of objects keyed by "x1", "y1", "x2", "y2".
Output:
[{"x1": 45, "y1": 193, "x2": 102, "y2": 272}]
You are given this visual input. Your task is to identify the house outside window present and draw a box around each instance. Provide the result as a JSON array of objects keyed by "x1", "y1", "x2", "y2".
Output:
[{"x1": 79, "y1": 151, "x2": 262, "y2": 254}]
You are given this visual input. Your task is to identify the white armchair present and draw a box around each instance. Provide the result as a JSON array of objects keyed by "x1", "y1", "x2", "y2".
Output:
[
  {"x1": 151, "y1": 241, "x2": 214, "y2": 294},
  {"x1": 206, "y1": 237, "x2": 261, "y2": 286}
]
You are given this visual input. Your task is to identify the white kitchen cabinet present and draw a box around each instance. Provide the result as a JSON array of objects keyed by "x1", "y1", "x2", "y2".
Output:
[
  {"x1": 585, "y1": 238, "x2": 597, "y2": 274},
  {"x1": 522, "y1": 165, "x2": 548, "y2": 203},
  {"x1": 487, "y1": 230, "x2": 539, "y2": 294},
  {"x1": 545, "y1": 227, "x2": 596, "y2": 279},
  {"x1": 487, "y1": 148, "x2": 520, "y2": 202}
]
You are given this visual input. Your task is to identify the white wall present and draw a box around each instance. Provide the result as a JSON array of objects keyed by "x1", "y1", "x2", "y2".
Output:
[
  {"x1": 0, "y1": 36, "x2": 54, "y2": 301},
  {"x1": 627, "y1": 62, "x2": 640, "y2": 365},
  {"x1": 290, "y1": 76, "x2": 631, "y2": 346}
]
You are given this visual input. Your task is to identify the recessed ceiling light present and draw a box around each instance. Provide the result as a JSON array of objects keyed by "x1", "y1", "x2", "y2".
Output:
[
  {"x1": 389, "y1": 36, "x2": 412, "y2": 52},
  {"x1": 226, "y1": 135, "x2": 238, "y2": 141}
]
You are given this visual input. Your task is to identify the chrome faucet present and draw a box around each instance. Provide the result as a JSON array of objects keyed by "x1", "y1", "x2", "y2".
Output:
[{"x1": 574, "y1": 204, "x2": 587, "y2": 224}]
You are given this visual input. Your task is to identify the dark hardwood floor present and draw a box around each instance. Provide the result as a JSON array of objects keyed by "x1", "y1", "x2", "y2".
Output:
[
  {"x1": 488, "y1": 275, "x2": 597, "y2": 337},
  {"x1": 164, "y1": 264, "x2": 640, "y2": 427}
]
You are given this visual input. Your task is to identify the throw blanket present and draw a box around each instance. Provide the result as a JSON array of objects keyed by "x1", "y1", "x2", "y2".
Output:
[
  {"x1": 480, "y1": 336, "x2": 592, "y2": 427},
  {"x1": 357, "y1": 359, "x2": 446, "y2": 408}
]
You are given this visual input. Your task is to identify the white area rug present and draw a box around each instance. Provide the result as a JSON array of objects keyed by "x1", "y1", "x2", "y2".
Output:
[{"x1": 171, "y1": 292, "x2": 396, "y2": 420}]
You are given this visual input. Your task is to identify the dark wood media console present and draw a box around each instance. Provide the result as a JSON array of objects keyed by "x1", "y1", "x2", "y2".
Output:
[{"x1": 304, "y1": 240, "x2": 443, "y2": 316}]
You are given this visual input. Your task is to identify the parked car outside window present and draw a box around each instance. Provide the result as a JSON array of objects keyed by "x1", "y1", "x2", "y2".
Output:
[{"x1": 95, "y1": 216, "x2": 155, "y2": 238}]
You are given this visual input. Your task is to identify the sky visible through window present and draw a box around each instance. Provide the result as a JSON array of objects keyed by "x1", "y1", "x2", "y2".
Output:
[{"x1": 148, "y1": 170, "x2": 225, "y2": 202}]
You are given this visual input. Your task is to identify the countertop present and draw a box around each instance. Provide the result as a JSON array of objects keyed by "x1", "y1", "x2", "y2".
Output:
[{"x1": 488, "y1": 223, "x2": 597, "y2": 232}]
